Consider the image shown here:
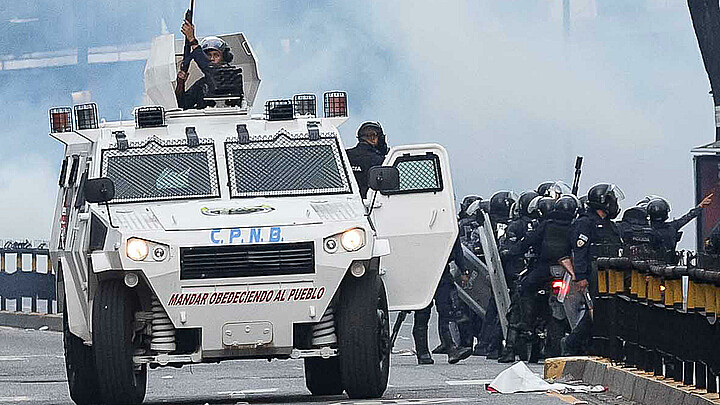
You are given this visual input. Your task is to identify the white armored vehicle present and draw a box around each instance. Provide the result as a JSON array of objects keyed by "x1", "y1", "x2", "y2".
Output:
[{"x1": 49, "y1": 33, "x2": 457, "y2": 404}]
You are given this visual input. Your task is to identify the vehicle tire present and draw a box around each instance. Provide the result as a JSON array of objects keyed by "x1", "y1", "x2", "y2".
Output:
[
  {"x1": 336, "y1": 263, "x2": 390, "y2": 399},
  {"x1": 63, "y1": 297, "x2": 101, "y2": 405},
  {"x1": 93, "y1": 279, "x2": 147, "y2": 405},
  {"x1": 304, "y1": 357, "x2": 344, "y2": 395}
]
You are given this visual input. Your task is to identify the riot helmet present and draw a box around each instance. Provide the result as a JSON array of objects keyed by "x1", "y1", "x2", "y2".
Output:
[
  {"x1": 587, "y1": 183, "x2": 625, "y2": 219},
  {"x1": 460, "y1": 195, "x2": 481, "y2": 218},
  {"x1": 636, "y1": 195, "x2": 662, "y2": 208},
  {"x1": 537, "y1": 197, "x2": 556, "y2": 218},
  {"x1": 509, "y1": 201, "x2": 519, "y2": 221},
  {"x1": 537, "y1": 181, "x2": 571, "y2": 199},
  {"x1": 621, "y1": 205, "x2": 649, "y2": 226},
  {"x1": 517, "y1": 190, "x2": 540, "y2": 218},
  {"x1": 536, "y1": 181, "x2": 554, "y2": 197},
  {"x1": 553, "y1": 194, "x2": 580, "y2": 220},
  {"x1": 466, "y1": 199, "x2": 484, "y2": 224},
  {"x1": 200, "y1": 36, "x2": 233, "y2": 63},
  {"x1": 647, "y1": 198, "x2": 671, "y2": 223},
  {"x1": 356, "y1": 121, "x2": 388, "y2": 155},
  {"x1": 489, "y1": 190, "x2": 518, "y2": 224},
  {"x1": 480, "y1": 200, "x2": 490, "y2": 214},
  {"x1": 578, "y1": 195, "x2": 588, "y2": 215}
]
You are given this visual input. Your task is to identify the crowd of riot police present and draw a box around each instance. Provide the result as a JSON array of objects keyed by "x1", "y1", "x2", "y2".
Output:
[
  {"x1": 410, "y1": 182, "x2": 712, "y2": 366},
  {"x1": 343, "y1": 120, "x2": 714, "y2": 368}
]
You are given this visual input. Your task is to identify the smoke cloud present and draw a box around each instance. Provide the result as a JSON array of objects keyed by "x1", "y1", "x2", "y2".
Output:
[{"x1": 0, "y1": 0, "x2": 713, "y2": 247}]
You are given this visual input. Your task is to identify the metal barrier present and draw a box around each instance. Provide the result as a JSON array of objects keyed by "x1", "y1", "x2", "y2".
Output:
[
  {"x1": 593, "y1": 253, "x2": 720, "y2": 397},
  {"x1": 0, "y1": 241, "x2": 56, "y2": 314}
]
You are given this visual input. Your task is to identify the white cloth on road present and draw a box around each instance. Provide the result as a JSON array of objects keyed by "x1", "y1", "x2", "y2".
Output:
[{"x1": 489, "y1": 362, "x2": 605, "y2": 394}]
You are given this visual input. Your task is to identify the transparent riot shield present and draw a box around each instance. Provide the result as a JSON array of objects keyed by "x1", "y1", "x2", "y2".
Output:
[
  {"x1": 476, "y1": 211, "x2": 511, "y2": 338},
  {"x1": 449, "y1": 259, "x2": 489, "y2": 318},
  {"x1": 559, "y1": 271, "x2": 593, "y2": 330}
]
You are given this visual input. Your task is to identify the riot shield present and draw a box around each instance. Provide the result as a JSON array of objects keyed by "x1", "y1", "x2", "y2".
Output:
[
  {"x1": 559, "y1": 271, "x2": 592, "y2": 330},
  {"x1": 476, "y1": 211, "x2": 511, "y2": 338},
  {"x1": 449, "y1": 259, "x2": 489, "y2": 318}
]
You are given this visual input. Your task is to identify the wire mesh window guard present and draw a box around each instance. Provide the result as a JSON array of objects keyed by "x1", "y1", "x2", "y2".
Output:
[
  {"x1": 384, "y1": 153, "x2": 443, "y2": 195},
  {"x1": 101, "y1": 136, "x2": 220, "y2": 203},
  {"x1": 225, "y1": 133, "x2": 351, "y2": 198}
]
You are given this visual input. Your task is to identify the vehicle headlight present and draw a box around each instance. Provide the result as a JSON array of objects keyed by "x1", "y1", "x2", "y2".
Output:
[
  {"x1": 340, "y1": 228, "x2": 365, "y2": 252},
  {"x1": 126, "y1": 238, "x2": 149, "y2": 261}
]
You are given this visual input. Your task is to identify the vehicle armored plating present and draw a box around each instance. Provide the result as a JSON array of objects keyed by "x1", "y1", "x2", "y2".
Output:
[{"x1": 49, "y1": 32, "x2": 457, "y2": 404}]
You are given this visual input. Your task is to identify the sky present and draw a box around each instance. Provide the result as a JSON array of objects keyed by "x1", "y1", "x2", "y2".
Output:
[{"x1": 0, "y1": 0, "x2": 714, "y2": 248}]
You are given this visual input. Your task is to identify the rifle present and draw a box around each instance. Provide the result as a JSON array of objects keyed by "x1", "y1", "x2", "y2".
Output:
[
  {"x1": 180, "y1": 0, "x2": 196, "y2": 73},
  {"x1": 571, "y1": 156, "x2": 583, "y2": 196}
]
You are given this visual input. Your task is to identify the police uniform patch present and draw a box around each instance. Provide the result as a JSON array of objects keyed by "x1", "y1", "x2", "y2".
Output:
[{"x1": 577, "y1": 233, "x2": 589, "y2": 248}]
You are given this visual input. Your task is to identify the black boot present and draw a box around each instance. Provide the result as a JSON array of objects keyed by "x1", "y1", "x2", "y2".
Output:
[
  {"x1": 448, "y1": 345, "x2": 473, "y2": 364},
  {"x1": 498, "y1": 328, "x2": 519, "y2": 363},
  {"x1": 432, "y1": 321, "x2": 454, "y2": 354},
  {"x1": 412, "y1": 321, "x2": 434, "y2": 365}
]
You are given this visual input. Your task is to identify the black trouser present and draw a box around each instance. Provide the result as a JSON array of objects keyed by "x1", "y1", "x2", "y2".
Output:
[
  {"x1": 434, "y1": 274, "x2": 456, "y2": 346},
  {"x1": 478, "y1": 294, "x2": 502, "y2": 351},
  {"x1": 413, "y1": 303, "x2": 433, "y2": 355}
]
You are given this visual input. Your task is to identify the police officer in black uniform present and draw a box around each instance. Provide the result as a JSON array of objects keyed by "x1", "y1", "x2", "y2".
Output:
[
  {"x1": 512, "y1": 194, "x2": 578, "y2": 362},
  {"x1": 647, "y1": 194, "x2": 712, "y2": 264},
  {"x1": 346, "y1": 121, "x2": 389, "y2": 199},
  {"x1": 475, "y1": 191, "x2": 516, "y2": 358},
  {"x1": 455, "y1": 196, "x2": 485, "y2": 354},
  {"x1": 562, "y1": 183, "x2": 624, "y2": 356},
  {"x1": 497, "y1": 190, "x2": 539, "y2": 363},
  {"x1": 176, "y1": 19, "x2": 236, "y2": 109}
]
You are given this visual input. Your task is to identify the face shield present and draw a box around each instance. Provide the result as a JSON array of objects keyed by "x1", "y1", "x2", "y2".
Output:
[
  {"x1": 466, "y1": 199, "x2": 483, "y2": 224},
  {"x1": 549, "y1": 181, "x2": 572, "y2": 199},
  {"x1": 606, "y1": 184, "x2": 625, "y2": 219},
  {"x1": 527, "y1": 195, "x2": 543, "y2": 217}
]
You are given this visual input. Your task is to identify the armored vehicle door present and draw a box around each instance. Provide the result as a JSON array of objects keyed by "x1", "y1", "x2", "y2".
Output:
[
  {"x1": 49, "y1": 142, "x2": 95, "y2": 342},
  {"x1": 370, "y1": 144, "x2": 457, "y2": 311}
]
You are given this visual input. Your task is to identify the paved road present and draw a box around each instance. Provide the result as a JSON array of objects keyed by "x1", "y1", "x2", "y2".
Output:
[{"x1": 0, "y1": 315, "x2": 604, "y2": 405}]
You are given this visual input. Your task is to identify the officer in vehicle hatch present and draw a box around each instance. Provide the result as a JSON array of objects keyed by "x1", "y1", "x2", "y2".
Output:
[
  {"x1": 497, "y1": 190, "x2": 538, "y2": 363},
  {"x1": 562, "y1": 183, "x2": 624, "y2": 357},
  {"x1": 175, "y1": 19, "x2": 234, "y2": 109},
  {"x1": 646, "y1": 194, "x2": 712, "y2": 264},
  {"x1": 346, "y1": 121, "x2": 389, "y2": 199}
]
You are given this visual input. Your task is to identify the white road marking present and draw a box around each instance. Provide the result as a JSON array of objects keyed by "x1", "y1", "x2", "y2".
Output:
[
  {"x1": 0, "y1": 397, "x2": 31, "y2": 402},
  {"x1": 160, "y1": 375, "x2": 173, "y2": 379},
  {"x1": 329, "y1": 399, "x2": 467, "y2": 404},
  {"x1": 445, "y1": 379, "x2": 492, "y2": 386},
  {"x1": 0, "y1": 355, "x2": 63, "y2": 361},
  {"x1": 219, "y1": 388, "x2": 279, "y2": 397}
]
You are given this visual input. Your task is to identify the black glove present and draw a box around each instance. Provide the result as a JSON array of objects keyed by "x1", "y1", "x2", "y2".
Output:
[{"x1": 377, "y1": 134, "x2": 389, "y2": 156}]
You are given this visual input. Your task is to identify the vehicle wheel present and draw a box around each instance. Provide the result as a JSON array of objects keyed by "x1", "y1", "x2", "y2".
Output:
[
  {"x1": 93, "y1": 279, "x2": 147, "y2": 405},
  {"x1": 336, "y1": 265, "x2": 390, "y2": 399},
  {"x1": 63, "y1": 297, "x2": 101, "y2": 405},
  {"x1": 304, "y1": 357, "x2": 344, "y2": 395}
]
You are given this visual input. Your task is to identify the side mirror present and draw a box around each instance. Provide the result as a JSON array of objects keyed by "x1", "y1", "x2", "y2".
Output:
[
  {"x1": 84, "y1": 178, "x2": 115, "y2": 203},
  {"x1": 368, "y1": 166, "x2": 399, "y2": 193}
]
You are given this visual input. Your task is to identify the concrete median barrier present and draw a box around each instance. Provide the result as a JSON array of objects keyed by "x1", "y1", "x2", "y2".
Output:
[
  {"x1": 0, "y1": 311, "x2": 61, "y2": 331},
  {"x1": 545, "y1": 356, "x2": 720, "y2": 405}
]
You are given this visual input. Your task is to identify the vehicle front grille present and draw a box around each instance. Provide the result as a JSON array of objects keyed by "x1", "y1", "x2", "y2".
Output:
[{"x1": 180, "y1": 242, "x2": 315, "y2": 280}]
